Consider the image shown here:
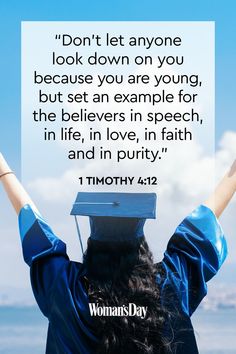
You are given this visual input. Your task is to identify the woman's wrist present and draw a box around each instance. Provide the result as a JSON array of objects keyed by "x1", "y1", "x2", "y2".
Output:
[
  {"x1": 0, "y1": 153, "x2": 10, "y2": 174},
  {"x1": 228, "y1": 160, "x2": 236, "y2": 192},
  {"x1": 0, "y1": 171, "x2": 14, "y2": 179}
]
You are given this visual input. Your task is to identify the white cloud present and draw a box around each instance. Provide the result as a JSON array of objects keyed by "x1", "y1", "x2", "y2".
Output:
[
  {"x1": 27, "y1": 131, "x2": 236, "y2": 264},
  {"x1": 28, "y1": 131, "x2": 236, "y2": 204}
]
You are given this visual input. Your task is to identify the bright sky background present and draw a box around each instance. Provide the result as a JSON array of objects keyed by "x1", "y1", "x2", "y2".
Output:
[{"x1": 0, "y1": 0, "x2": 235, "y2": 299}]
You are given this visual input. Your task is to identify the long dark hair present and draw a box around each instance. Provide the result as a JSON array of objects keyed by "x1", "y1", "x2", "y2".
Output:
[{"x1": 83, "y1": 236, "x2": 173, "y2": 354}]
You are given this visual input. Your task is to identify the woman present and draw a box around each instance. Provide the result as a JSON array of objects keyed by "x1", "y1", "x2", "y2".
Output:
[{"x1": 0, "y1": 152, "x2": 235, "y2": 354}]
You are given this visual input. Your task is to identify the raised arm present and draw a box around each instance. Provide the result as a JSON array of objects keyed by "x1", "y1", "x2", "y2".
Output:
[
  {"x1": 0, "y1": 153, "x2": 39, "y2": 215},
  {"x1": 0, "y1": 153, "x2": 69, "y2": 319},
  {"x1": 163, "y1": 162, "x2": 235, "y2": 316},
  {"x1": 204, "y1": 160, "x2": 236, "y2": 218}
]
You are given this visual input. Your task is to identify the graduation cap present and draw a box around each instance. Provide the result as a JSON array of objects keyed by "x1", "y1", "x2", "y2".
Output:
[{"x1": 70, "y1": 192, "x2": 157, "y2": 254}]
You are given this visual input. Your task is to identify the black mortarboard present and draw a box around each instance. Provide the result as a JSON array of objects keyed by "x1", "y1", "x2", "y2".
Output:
[{"x1": 70, "y1": 192, "x2": 157, "y2": 253}]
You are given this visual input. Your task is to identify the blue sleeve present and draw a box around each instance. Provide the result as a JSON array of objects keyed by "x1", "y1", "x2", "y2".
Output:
[
  {"x1": 18, "y1": 204, "x2": 69, "y2": 316},
  {"x1": 162, "y1": 204, "x2": 228, "y2": 316},
  {"x1": 18, "y1": 204, "x2": 68, "y2": 266}
]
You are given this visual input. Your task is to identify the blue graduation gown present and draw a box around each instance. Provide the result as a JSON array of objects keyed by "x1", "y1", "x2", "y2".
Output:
[{"x1": 18, "y1": 204, "x2": 227, "y2": 354}]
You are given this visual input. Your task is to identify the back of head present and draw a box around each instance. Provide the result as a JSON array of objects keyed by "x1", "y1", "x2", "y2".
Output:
[
  {"x1": 73, "y1": 192, "x2": 172, "y2": 352},
  {"x1": 83, "y1": 236, "x2": 171, "y2": 354}
]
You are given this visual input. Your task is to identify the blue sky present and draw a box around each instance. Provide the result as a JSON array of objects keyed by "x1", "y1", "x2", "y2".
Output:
[
  {"x1": 0, "y1": 0, "x2": 235, "y2": 292},
  {"x1": 0, "y1": 0, "x2": 235, "y2": 174}
]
